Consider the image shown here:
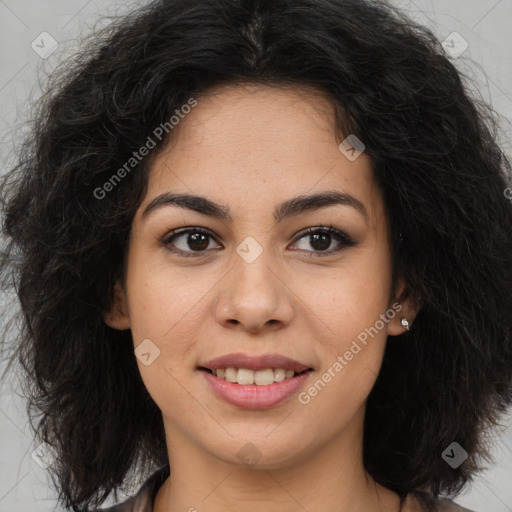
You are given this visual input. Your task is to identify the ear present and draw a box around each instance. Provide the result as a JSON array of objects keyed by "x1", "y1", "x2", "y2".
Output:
[
  {"x1": 387, "y1": 279, "x2": 421, "y2": 336},
  {"x1": 104, "y1": 279, "x2": 131, "y2": 330}
]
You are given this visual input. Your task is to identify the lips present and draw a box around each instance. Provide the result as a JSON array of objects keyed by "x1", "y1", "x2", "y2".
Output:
[
  {"x1": 200, "y1": 367, "x2": 313, "y2": 409},
  {"x1": 197, "y1": 353, "x2": 314, "y2": 409},
  {"x1": 199, "y1": 352, "x2": 312, "y2": 373}
]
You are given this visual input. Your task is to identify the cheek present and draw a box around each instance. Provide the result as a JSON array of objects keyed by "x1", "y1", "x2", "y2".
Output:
[
  {"x1": 294, "y1": 244, "x2": 392, "y2": 388},
  {"x1": 299, "y1": 281, "x2": 391, "y2": 420},
  {"x1": 297, "y1": 252, "x2": 392, "y2": 336},
  {"x1": 125, "y1": 265, "x2": 206, "y2": 407},
  {"x1": 125, "y1": 251, "x2": 209, "y2": 339},
  {"x1": 124, "y1": 259, "x2": 223, "y2": 396}
]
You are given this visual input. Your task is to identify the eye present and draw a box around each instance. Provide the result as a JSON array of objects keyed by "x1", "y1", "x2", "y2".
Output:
[
  {"x1": 290, "y1": 225, "x2": 357, "y2": 257},
  {"x1": 161, "y1": 224, "x2": 357, "y2": 258},
  {"x1": 162, "y1": 227, "x2": 221, "y2": 257}
]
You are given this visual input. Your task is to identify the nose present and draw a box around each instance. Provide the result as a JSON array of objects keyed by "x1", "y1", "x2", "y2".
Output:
[{"x1": 214, "y1": 243, "x2": 295, "y2": 333}]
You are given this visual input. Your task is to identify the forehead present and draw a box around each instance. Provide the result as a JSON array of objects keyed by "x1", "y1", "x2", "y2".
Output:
[
  {"x1": 141, "y1": 83, "x2": 382, "y2": 227},
  {"x1": 167, "y1": 83, "x2": 338, "y2": 155}
]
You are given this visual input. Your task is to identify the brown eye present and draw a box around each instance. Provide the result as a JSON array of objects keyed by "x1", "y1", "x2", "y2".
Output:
[
  {"x1": 291, "y1": 226, "x2": 357, "y2": 256},
  {"x1": 162, "y1": 227, "x2": 221, "y2": 257}
]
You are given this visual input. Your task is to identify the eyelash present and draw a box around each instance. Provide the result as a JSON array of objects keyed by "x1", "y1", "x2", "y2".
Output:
[{"x1": 161, "y1": 224, "x2": 357, "y2": 258}]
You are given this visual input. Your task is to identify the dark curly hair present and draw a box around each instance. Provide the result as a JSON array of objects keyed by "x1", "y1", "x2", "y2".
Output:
[{"x1": 1, "y1": 0, "x2": 512, "y2": 510}]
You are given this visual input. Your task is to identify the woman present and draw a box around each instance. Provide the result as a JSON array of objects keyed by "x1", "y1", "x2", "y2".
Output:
[{"x1": 1, "y1": 0, "x2": 511, "y2": 511}]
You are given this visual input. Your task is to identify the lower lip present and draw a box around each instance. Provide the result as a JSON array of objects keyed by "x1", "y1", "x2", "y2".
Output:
[{"x1": 200, "y1": 369, "x2": 313, "y2": 409}]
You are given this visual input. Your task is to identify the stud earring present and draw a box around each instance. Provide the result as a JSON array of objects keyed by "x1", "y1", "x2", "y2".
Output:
[{"x1": 400, "y1": 317, "x2": 410, "y2": 331}]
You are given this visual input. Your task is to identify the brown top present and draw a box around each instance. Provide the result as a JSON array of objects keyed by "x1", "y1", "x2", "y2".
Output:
[{"x1": 97, "y1": 467, "x2": 478, "y2": 512}]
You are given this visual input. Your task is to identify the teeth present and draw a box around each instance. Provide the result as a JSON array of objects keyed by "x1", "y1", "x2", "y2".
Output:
[
  {"x1": 254, "y1": 368, "x2": 274, "y2": 385},
  {"x1": 237, "y1": 368, "x2": 255, "y2": 385},
  {"x1": 274, "y1": 368, "x2": 286, "y2": 382},
  {"x1": 211, "y1": 367, "x2": 301, "y2": 385},
  {"x1": 225, "y1": 367, "x2": 237, "y2": 383}
]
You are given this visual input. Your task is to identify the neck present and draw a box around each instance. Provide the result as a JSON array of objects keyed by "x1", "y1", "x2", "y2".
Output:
[{"x1": 153, "y1": 408, "x2": 402, "y2": 512}]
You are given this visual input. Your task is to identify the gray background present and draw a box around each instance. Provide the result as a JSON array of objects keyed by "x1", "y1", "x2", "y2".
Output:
[{"x1": 1, "y1": 1, "x2": 511, "y2": 511}]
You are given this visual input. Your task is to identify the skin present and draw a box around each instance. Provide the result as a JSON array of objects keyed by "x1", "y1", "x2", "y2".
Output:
[{"x1": 105, "y1": 83, "x2": 420, "y2": 512}]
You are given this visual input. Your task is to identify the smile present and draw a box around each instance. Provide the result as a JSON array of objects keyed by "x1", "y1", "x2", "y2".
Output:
[
  {"x1": 199, "y1": 367, "x2": 314, "y2": 409},
  {"x1": 207, "y1": 367, "x2": 302, "y2": 385}
]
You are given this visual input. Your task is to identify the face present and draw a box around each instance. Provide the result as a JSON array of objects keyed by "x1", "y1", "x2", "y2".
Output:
[{"x1": 105, "y1": 83, "x2": 415, "y2": 471}]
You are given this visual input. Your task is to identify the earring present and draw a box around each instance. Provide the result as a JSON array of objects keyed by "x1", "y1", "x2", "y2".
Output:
[{"x1": 400, "y1": 317, "x2": 410, "y2": 331}]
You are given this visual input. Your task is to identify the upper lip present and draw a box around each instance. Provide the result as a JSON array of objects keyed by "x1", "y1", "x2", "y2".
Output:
[{"x1": 200, "y1": 353, "x2": 312, "y2": 372}]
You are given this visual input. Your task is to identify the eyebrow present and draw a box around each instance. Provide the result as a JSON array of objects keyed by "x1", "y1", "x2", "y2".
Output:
[{"x1": 141, "y1": 190, "x2": 369, "y2": 225}]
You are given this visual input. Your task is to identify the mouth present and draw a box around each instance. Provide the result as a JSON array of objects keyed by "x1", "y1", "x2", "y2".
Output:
[
  {"x1": 197, "y1": 365, "x2": 314, "y2": 409},
  {"x1": 197, "y1": 352, "x2": 314, "y2": 409},
  {"x1": 198, "y1": 366, "x2": 312, "y2": 385}
]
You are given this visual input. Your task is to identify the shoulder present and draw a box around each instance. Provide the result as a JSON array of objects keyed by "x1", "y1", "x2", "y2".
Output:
[
  {"x1": 408, "y1": 493, "x2": 479, "y2": 512},
  {"x1": 98, "y1": 485, "x2": 152, "y2": 512},
  {"x1": 94, "y1": 466, "x2": 169, "y2": 512},
  {"x1": 433, "y1": 498, "x2": 478, "y2": 512},
  {"x1": 99, "y1": 493, "x2": 143, "y2": 512}
]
